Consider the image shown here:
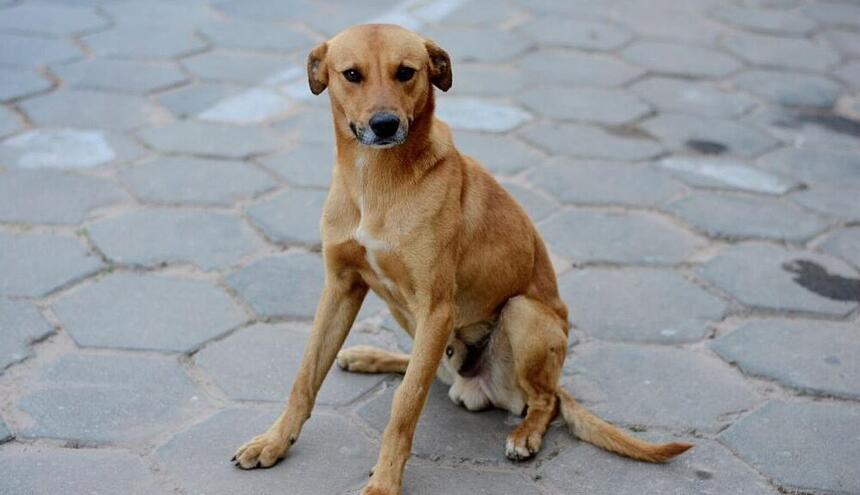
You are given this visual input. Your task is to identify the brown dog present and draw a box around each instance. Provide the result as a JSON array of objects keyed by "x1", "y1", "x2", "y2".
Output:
[{"x1": 232, "y1": 24, "x2": 692, "y2": 495}]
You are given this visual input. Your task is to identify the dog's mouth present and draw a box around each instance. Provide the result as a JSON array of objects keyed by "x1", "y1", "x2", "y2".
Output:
[{"x1": 349, "y1": 122, "x2": 408, "y2": 148}]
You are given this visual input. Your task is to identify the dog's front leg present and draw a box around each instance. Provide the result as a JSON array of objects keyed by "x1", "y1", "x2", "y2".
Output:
[
  {"x1": 233, "y1": 274, "x2": 367, "y2": 469},
  {"x1": 362, "y1": 301, "x2": 453, "y2": 495}
]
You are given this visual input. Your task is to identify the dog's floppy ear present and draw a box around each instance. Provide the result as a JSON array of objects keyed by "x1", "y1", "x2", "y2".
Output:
[
  {"x1": 307, "y1": 42, "x2": 329, "y2": 95},
  {"x1": 424, "y1": 39, "x2": 452, "y2": 92}
]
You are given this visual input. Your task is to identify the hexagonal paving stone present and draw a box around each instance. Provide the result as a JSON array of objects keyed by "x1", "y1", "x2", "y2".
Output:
[
  {"x1": 245, "y1": 188, "x2": 327, "y2": 246},
  {"x1": 792, "y1": 186, "x2": 860, "y2": 222},
  {"x1": 225, "y1": 252, "x2": 324, "y2": 319},
  {"x1": 541, "y1": 439, "x2": 776, "y2": 495},
  {"x1": 18, "y1": 354, "x2": 207, "y2": 443},
  {"x1": 519, "y1": 50, "x2": 644, "y2": 87},
  {"x1": 273, "y1": 109, "x2": 335, "y2": 146},
  {"x1": 642, "y1": 114, "x2": 779, "y2": 158},
  {"x1": 709, "y1": 4, "x2": 817, "y2": 34},
  {"x1": 453, "y1": 132, "x2": 543, "y2": 175},
  {"x1": 563, "y1": 342, "x2": 759, "y2": 431},
  {"x1": 119, "y1": 156, "x2": 276, "y2": 206},
  {"x1": 723, "y1": 33, "x2": 840, "y2": 71},
  {"x1": 404, "y1": 464, "x2": 542, "y2": 495},
  {"x1": 559, "y1": 268, "x2": 727, "y2": 343},
  {"x1": 0, "y1": 299, "x2": 53, "y2": 372},
  {"x1": 0, "y1": 170, "x2": 129, "y2": 224},
  {"x1": 821, "y1": 227, "x2": 860, "y2": 269},
  {"x1": 0, "y1": 67, "x2": 52, "y2": 102},
  {"x1": 0, "y1": 446, "x2": 162, "y2": 494},
  {"x1": 0, "y1": 33, "x2": 82, "y2": 68},
  {"x1": 521, "y1": 123, "x2": 663, "y2": 161},
  {"x1": 196, "y1": 322, "x2": 388, "y2": 405},
  {"x1": 157, "y1": 83, "x2": 243, "y2": 118},
  {"x1": 0, "y1": 106, "x2": 21, "y2": 137},
  {"x1": 0, "y1": 417, "x2": 10, "y2": 443},
  {"x1": 89, "y1": 209, "x2": 264, "y2": 271},
  {"x1": 519, "y1": 87, "x2": 651, "y2": 125},
  {"x1": 630, "y1": 78, "x2": 756, "y2": 119},
  {"x1": 53, "y1": 58, "x2": 189, "y2": 94},
  {"x1": 720, "y1": 401, "x2": 860, "y2": 494},
  {"x1": 518, "y1": 17, "x2": 633, "y2": 51},
  {"x1": 835, "y1": 61, "x2": 860, "y2": 88},
  {"x1": 0, "y1": 233, "x2": 101, "y2": 297},
  {"x1": 667, "y1": 191, "x2": 829, "y2": 241},
  {"x1": 446, "y1": 0, "x2": 523, "y2": 25},
  {"x1": 198, "y1": 87, "x2": 295, "y2": 125},
  {"x1": 0, "y1": 3, "x2": 108, "y2": 36},
  {"x1": 156, "y1": 408, "x2": 377, "y2": 495},
  {"x1": 538, "y1": 209, "x2": 704, "y2": 264},
  {"x1": 622, "y1": 42, "x2": 742, "y2": 78},
  {"x1": 622, "y1": 4, "x2": 725, "y2": 44},
  {"x1": 358, "y1": 380, "x2": 568, "y2": 463},
  {"x1": 529, "y1": 159, "x2": 686, "y2": 207},
  {"x1": 1, "y1": 128, "x2": 130, "y2": 170},
  {"x1": 53, "y1": 272, "x2": 246, "y2": 352},
  {"x1": 501, "y1": 182, "x2": 558, "y2": 222},
  {"x1": 82, "y1": 25, "x2": 208, "y2": 59},
  {"x1": 698, "y1": 242, "x2": 859, "y2": 316},
  {"x1": 20, "y1": 89, "x2": 168, "y2": 131},
  {"x1": 182, "y1": 51, "x2": 293, "y2": 84},
  {"x1": 759, "y1": 147, "x2": 860, "y2": 190},
  {"x1": 436, "y1": 97, "x2": 532, "y2": 133},
  {"x1": 825, "y1": 29, "x2": 860, "y2": 58},
  {"x1": 423, "y1": 27, "x2": 531, "y2": 62},
  {"x1": 803, "y1": 2, "x2": 860, "y2": 28},
  {"x1": 745, "y1": 106, "x2": 860, "y2": 150},
  {"x1": 658, "y1": 156, "x2": 798, "y2": 195},
  {"x1": 102, "y1": 0, "x2": 219, "y2": 29},
  {"x1": 452, "y1": 65, "x2": 525, "y2": 97},
  {"x1": 733, "y1": 70, "x2": 843, "y2": 108},
  {"x1": 712, "y1": 319, "x2": 860, "y2": 399},
  {"x1": 198, "y1": 19, "x2": 314, "y2": 52},
  {"x1": 136, "y1": 121, "x2": 283, "y2": 158},
  {"x1": 258, "y1": 144, "x2": 335, "y2": 188}
]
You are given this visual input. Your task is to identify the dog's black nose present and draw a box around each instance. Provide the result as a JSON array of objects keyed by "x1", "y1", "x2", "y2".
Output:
[{"x1": 369, "y1": 112, "x2": 400, "y2": 139}]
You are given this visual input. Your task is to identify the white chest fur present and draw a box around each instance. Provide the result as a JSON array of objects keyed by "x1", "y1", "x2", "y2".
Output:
[{"x1": 354, "y1": 152, "x2": 397, "y2": 292}]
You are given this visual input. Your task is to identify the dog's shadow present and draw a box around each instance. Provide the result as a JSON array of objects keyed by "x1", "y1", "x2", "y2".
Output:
[{"x1": 782, "y1": 259, "x2": 860, "y2": 302}]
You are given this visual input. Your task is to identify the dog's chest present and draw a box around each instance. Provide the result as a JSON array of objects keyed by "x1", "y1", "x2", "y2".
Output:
[{"x1": 354, "y1": 225, "x2": 397, "y2": 292}]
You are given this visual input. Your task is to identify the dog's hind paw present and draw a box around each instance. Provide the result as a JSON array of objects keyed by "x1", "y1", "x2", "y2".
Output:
[{"x1": 505, "y1": 431, "x2": 542, "y2": 461}]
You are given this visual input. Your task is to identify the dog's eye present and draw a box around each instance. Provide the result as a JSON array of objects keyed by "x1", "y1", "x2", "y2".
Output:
[
  {"x1": 342, "y1": 69, "x2": 362, "y2": 83},
  {"x1": 395, "y1": 66, "x2": 415, "y2": 82}
]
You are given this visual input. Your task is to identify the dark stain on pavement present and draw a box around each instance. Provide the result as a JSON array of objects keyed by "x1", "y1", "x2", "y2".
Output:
[
  {"x1": 685, "y1": 139, "x2": 728, "y2": 155},
  {"x1": 782, "y1": 259, "x2": 860, "y2": 302}
]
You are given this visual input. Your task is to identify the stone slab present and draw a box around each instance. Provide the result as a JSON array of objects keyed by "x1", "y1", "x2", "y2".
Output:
[
  {"x1": 0, "y1": 232, "x2": 101, "y2": 297},
  {"x1": 225, "y1": 252, "x2": 324, "y2": 319}
]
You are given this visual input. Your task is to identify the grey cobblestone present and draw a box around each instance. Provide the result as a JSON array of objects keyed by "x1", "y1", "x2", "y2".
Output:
[
  {"x1": 0, "y1": 33, "x2": 82, "y2": 68},
  {"x1": 0, "y1": 67, "x2": 52, "y2": 102},
  {"x1": 641, "y1": 114, "x2": 779, "y2": 158},
  {"x1": 88, "y1": 209, "x2": 264, "y2": 271},
  {"x1": 53, "y1": 273, "x2": 246, "y2": 352},
  {"x1": 82, "y1": 25, "x2": 208, "y2": 60},
  {"x1": 258, "y1": 144, "x2": 335, "y2": 188},
  {"x1": 19, "y1": 354, "x2": 207, "y2": 443},
  {"x1": 712, "y1": 319, "x2": 860, "y2": 399},
  {"x1": 120, "y1": 156, "x2": 277, "y2": 206},
  {"x1": 559, "y1": 268, "x2": 727, "y2": 343},
  {"x1": 0, "y1": 170, "x2": 129, "y2": 224},
  {"x1": 667, "y1": 191, "x2": 829, "y2": 241},
  {"x1": 720, "y1": 401, "x2": 860, "y2": 494},
  {"x1": 0, "y1": 232, "x2": 102, "y2": 297},
  {"x1": 136, "y1": 121, "x2": 284, "y2": 158},
  {"x1": 733, "y1": 70, "x2": 843, "y2": 108},
  {"x1": 53, "y1": 58, "x2": 189, "y2": 94},
  {"x1": 630, "y1": 77, "x2": 756, "y2": 119},
  {"x1": 519, "y1": 86, "x2": 651, "y2": 125},
  {"x1": 821, "y1": 227, "x2": 860, "y2": 269},
  {"x1": 622, "y1": 42, "x2": 742, "y2": 78},
  {"x1": 157, "y1": 408, "x2": 377, "y2": 495},
  {"x1": 698, "y1": 242, "x2": 859, "y2": 316},
  {"x1": 518, "y1": 17, "x2": 633, "y2": 51},
  {"x1": 564, "y1": 342, "x2": 759, "y2": 431},
  {"x1": 225, "y1": 252, "x2": 324, "y2": 319},
  {"x1": 20, "y1": 89, "x2": 169, "y2": 131},
  {"x1": 0, "y1": 2, "x2": 108, "y2": 36},
  {"x1": 519, "y1": 50, "x2": 645, "y2": 87},
  {"x1": 0, "y1": 299, "x2": 53, "y2": 372},
  {"x1": 245, "y1": 188, "x2": 327, "y2": 246},
  {"x1": 521, "y1": 122, "x2": 663, "y2": 161},
  {"x1": 0, "y1": 446, "x2": 162, "y2": 494},
  {"x1": 722, "y1": 32, "x2": 840, "y2": 71}
]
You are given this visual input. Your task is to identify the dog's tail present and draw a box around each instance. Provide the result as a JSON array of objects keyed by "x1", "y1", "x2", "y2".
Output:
[{"x1": 557, "y1": 388, "x2": 692, "y2": 463}]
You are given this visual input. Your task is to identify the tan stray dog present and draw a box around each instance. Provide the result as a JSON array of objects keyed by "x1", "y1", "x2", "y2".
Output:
[{"x1": 232, "y1": 24, "x2": 692, "y2": 495}]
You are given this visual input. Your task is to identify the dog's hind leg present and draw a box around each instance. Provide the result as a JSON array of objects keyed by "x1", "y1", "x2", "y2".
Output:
[
  {"x1": 499, "y1": 295, "x2": 568, "y2": 461},
  {"x1": 336, "y1": 345, "x2": 410, "y2": 373}
]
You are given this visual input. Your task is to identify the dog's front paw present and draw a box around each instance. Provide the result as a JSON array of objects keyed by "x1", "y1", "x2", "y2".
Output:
[{"x1": 232, "y1": 432, "x2": 290, "y2": 469}]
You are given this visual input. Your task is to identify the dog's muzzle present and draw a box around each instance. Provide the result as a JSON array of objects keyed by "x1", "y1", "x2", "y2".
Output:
[{"x1": 351, "y1": 112, "x2": 408, "y2": 147}]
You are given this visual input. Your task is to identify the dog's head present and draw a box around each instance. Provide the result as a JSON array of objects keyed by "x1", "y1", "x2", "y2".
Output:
[{"x1": 307, "y1": 24, "x2": 451, "y2": 148}]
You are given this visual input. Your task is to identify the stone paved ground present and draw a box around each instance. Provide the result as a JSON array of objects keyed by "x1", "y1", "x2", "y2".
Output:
[{"x1": 0, "y1": 0, "x2": 859, "y2": 493}]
